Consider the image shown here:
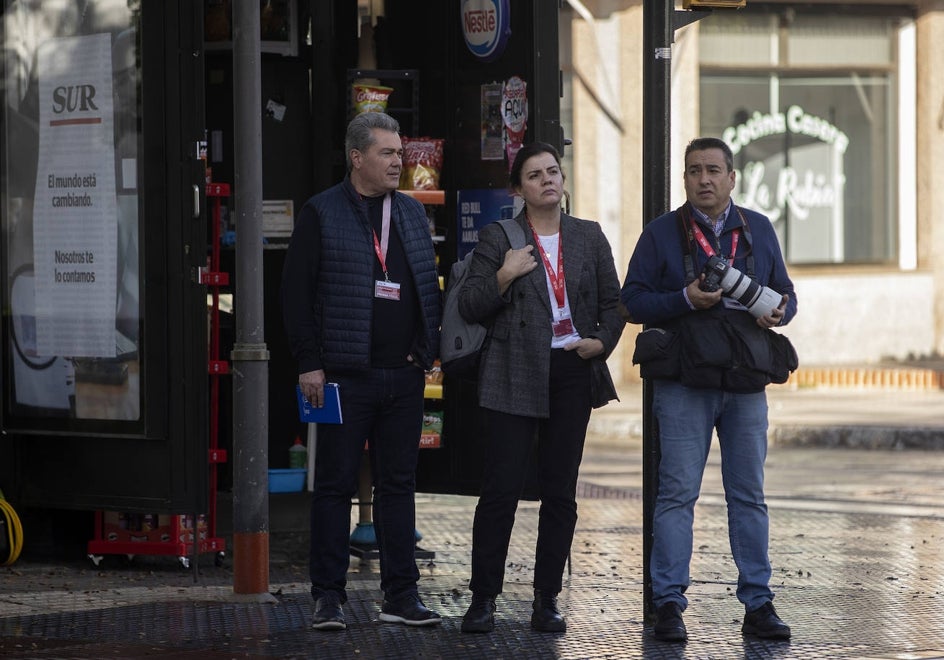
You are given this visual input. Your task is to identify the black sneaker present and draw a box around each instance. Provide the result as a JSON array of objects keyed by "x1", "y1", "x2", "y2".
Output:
[
  {"x1": 653, "y1": 602, "x2": 687, "y2": 642},
  {"x1": 742, "y1": 601, "x2": 791, "y2": 640},
  {"x1": 461, "y1": 594, "x2": 496, "y2": 633},
  {"x1": 311, "y1": 594, "x2": 346, "y2": 631},
  {"x1": 379, "y1": 595, "x2": 443, "y2": 627}
]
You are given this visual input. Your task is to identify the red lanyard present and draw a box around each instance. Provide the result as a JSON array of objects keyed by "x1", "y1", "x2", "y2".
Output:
[
  {"x1": 527, "y1": 217, "x2": 566, "y2": 309},
  {"x1": 371, "y1": 194, "x2": 392, "y2": 280},
  {"x1": 690, "y1": 220, "x2": 739, "y2": 265}
]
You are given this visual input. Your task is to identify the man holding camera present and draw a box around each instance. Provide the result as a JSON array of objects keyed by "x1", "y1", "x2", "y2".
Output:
[{"x1": 621, "y1": 137, "x2": 797, "y2": 642}]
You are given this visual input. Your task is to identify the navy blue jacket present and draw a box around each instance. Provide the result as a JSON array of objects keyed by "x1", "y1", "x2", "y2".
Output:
[
  {"x1": 621, "y1": 203, "x2": 797, "y2": 327},
  {"x1": 281, "y1": 178, "x2": 441, "y2": 374}
]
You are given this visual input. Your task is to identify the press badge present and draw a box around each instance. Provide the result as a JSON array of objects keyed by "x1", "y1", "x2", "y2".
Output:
[
  {"x1": 552, "y1": 315, "x2": 574, "y2": 337},
  {"x1": 375, "y1": 279, "x2": 401, "y2": 301}
]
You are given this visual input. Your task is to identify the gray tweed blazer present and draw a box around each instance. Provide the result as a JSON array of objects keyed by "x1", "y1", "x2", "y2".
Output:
[{"x1": 457, "y1": 211, "x2": 625, "y2": 418}]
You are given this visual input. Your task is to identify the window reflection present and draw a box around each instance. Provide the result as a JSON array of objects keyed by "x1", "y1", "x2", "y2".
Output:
[
  {"x1": 699, "y1": 12, "x2": 900, "y2": 266},
  {"x1": 2, "y1": 0, "x2": 142, "y2": 421}
]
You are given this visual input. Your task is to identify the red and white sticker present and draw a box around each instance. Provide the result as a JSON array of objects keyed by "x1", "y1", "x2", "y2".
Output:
[{"x1": 502, "y1": 75, "x2": 528, "y2": 144}]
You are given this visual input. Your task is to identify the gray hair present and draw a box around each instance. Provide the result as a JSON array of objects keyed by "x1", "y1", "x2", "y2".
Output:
[{"x1": 345, "y1": 112, "x2": 401, "y2": 170}]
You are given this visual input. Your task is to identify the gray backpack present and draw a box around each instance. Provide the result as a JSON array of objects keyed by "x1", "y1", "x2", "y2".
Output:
[{"x1": 439, "y1": 219, "x2": 526, "y2": 379}]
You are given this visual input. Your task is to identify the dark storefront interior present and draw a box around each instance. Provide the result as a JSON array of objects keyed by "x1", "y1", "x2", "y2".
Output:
[{"x1": 0, "y1": 0, "x2": 559, "y2": 558}]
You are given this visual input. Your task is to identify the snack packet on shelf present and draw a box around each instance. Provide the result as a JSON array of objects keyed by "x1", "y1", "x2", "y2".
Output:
[
  {"x1": 400, "y1": 136, "x2": 444, "y2": 190},
  {"x1": 352, "y1": 83, "x2": 393, "y2": 115}
]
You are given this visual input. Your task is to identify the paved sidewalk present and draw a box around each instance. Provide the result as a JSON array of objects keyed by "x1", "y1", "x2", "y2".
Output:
[{"x1": 3, "y1": 384, "x2": 944, "y2": 658}]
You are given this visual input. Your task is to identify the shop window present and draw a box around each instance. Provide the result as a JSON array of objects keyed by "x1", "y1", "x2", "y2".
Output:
[
  {"x1": 698, "y1": 11, "x2": 904, "y2": 266},
  {"x1": 1, "y1": 2, "x2": 142, "y2": 420}
]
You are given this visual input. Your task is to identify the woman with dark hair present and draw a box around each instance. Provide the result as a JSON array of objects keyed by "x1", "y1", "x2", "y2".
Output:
[{"x1": 457, "y1": 142, "x2": 625, "y2": 634}]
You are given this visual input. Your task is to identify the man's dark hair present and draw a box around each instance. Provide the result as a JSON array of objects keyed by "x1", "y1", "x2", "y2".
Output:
[
  {"x1": 345, "y1": 112, "x2": 401, "y2": 170},
  {"x1": 508, "y1": 142, "x2": 564, "y2": 188},
  {"x1": 685, "y1": 137, "x2": 734, "y2": 172}
]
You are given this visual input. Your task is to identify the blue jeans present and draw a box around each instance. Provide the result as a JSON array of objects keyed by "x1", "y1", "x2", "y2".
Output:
[
  {"x1": 309, "y1": 365, "x2": 425, "y2": 605},
  {"x1": 651, "y1": 380, "x2": 774, "y2": 612}
]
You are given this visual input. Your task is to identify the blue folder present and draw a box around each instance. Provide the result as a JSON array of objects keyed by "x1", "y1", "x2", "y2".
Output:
[{"x1": 296, "y1": 383, "x2": 343, "y2": 424}]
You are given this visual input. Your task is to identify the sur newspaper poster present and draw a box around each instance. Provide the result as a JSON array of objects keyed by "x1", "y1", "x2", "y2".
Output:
[{"x1": 32, "y1": 33, "x2": 118, "y2": 358}]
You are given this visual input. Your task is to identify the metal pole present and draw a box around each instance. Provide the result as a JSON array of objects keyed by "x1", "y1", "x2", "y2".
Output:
[
  {"x1": 641, "y1": 0, "x2": 673, "y2": 620},
  {"x1": 231, "y1": 0, "x2": 272, "y2": 598}
]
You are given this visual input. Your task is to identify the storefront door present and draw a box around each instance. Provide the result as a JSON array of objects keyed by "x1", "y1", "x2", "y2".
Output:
[{"x1": 0, "y1": 2, "x2": 209, "y2": 512}]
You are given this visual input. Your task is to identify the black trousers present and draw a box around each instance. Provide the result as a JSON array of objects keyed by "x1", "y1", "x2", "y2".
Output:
[
  {"x1": 309, "y1": 365, "x2": 425, "y2": 604},
  {"x1": 469, "y1": 349, "x2": 593, "y2": 596}
]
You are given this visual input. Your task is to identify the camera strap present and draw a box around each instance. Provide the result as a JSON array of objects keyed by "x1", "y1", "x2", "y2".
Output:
[
  {"x1": 677, "y1": 204, "x2": 698, "y2": 285},
  {"x1": 677, "y1": 203, "x2": 755, "y2": 281},
  {"x1": 734, "y1": 206, "x2": 756, "y2": 279},
  {"x1": 691, "y1": 222, "x2": 740, "y2": 265}
]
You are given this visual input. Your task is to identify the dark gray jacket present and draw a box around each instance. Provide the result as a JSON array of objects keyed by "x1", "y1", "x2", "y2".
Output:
[{"x1": 458, "y1": 212, "x2": 624, "y2": 417}]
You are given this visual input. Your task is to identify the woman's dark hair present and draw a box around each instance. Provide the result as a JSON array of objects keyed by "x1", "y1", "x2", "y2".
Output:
[{"x1": 509, "y1": 142, "x2": 563, "y2": 188}]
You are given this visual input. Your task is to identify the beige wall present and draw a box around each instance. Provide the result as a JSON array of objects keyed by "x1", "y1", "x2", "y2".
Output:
[
  {"x1": 917, "y1": 1, "x2": 944, "y2": 354},
  {"x1": 569, "y1": 1, "x2": 644, "y2": 384},
  {"x1": 568, "y1": 1, "x2": 944, "y2": 374}
]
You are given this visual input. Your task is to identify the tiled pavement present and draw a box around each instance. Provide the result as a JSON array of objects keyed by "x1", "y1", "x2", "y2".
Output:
[{"x1": 4, "y1": 383, "x2": 944, "y2": 658}]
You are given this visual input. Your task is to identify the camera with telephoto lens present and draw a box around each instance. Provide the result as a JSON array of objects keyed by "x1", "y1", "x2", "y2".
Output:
[{"x1": 700, "y1": 255, "x2": 784, "y2": 319}]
